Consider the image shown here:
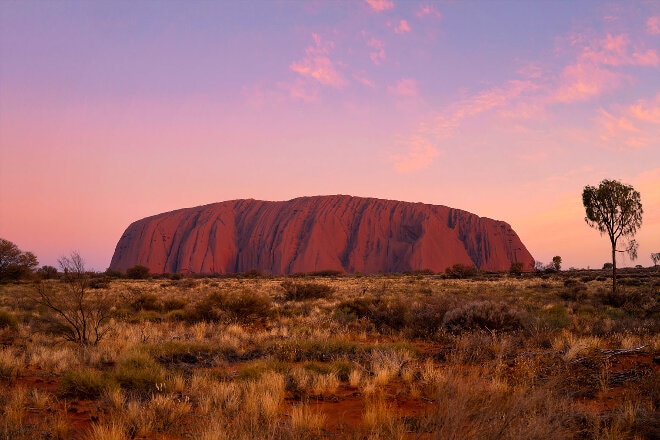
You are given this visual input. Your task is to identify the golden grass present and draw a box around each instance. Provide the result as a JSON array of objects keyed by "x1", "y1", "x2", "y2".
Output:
[{"x1": 0, "y1": 269, "x2": 657, "y2": 439}]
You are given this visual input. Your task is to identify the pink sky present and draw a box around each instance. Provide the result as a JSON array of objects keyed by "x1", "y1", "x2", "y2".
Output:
[{"x1": 1, "y1": 1, "x2": 658, "y2": 271}]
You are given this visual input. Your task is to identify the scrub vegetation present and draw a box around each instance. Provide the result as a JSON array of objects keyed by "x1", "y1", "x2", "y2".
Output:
[{"x1": 0, "y1": 268, "x2": 658, "y2": 439}]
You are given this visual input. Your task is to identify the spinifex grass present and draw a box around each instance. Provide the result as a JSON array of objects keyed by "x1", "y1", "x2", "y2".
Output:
[{"x1": 0, "y1": 269, "x2": 657, "y2": 439}]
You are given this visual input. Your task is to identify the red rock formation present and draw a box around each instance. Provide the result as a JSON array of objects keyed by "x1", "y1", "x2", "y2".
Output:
[{"x1": 109, "y1": 195, "x2": 534, "y2": 274}]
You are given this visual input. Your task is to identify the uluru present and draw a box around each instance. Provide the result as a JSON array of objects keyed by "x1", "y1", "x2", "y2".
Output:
[{"x1": 109, "y1": 195, "x2": 534, "y2": 275}]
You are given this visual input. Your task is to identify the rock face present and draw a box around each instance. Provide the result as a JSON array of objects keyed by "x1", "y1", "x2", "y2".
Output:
[{"x1": 110, "y1": 195, "x2": 534, "y2": 274}]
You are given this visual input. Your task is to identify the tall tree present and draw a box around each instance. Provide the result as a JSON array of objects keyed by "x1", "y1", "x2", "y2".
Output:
[
  {"x1": 582, "y1": 179, "x2": 643, "y2": 295},
  {"x1": 552, "y1": 256, "x2": 562, "y2": 272},
  {"x1": 0, "y1": 238, "x2": 39, "y2": 281}
]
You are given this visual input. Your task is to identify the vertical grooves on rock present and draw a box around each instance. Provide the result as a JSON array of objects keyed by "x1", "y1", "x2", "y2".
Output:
[{"x1": 110, "y1": 195, "x2": 535, "y2": 274}]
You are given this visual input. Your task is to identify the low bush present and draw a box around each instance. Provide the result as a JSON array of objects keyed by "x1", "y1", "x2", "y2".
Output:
[
  {"x1": 147, "y1": 341, "x2": 230, "y2": 365},
  {"x1": 0, "y1": 309, "x2": 18, "y2": 329},
  {"x1": 190, "y1": 289, "x2": 272, "y2": 323},
  {"x1": 114, "y1": 353, "x2": 165, "y2": 394},
  {"x1": 163, "y1": 298, "x2": 186, "y2": 311},
  {"x1": 126, "y1": 265, "x2": 150, "y2": 279},
  {"x1": 445, "y1": 263, "x2": 478, "y2": 279},
  {"x1": 132, "y1": 293, "x2": 164, "y2": 312},
  {"x1": 281, "y1": 281, "x2": 334, "y2": 301},
  {"x1": 407, "y1": 296, "x2": 453, "y2": 338},
  {"x1": 538, "y1": 304, "x2": 571, "y2": 330},
  {"x1": 59, "y1": 368, "x2": 116, "y2": 399},
  {"x1": 442, "y1": 301, "x2": 524, "y2": 333}
]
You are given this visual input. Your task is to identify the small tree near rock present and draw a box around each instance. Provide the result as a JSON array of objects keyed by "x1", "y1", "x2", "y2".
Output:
[
  {"x1": 552, "y1": 256, "x2": 562, "y2": 272},
  {"x1": 583, "y1": 179, "x2": 642, "y2": 295},
  {"x1": 34, "y1": 252, "x2": 113, "y2": 346},
  {"x1": 0, "y1": 238, "x2": 39, "y2": 282}
]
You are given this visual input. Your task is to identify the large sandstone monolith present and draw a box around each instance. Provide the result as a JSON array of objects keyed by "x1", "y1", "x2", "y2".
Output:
[{"x1": 110, "y1": 195, "x2": 534, "y2": 274}]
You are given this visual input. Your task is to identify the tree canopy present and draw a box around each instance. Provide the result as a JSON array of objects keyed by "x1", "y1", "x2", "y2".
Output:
[
  {"x1": 0, "y1": 238, "x2": 39, "y2": 282},
  {"x1": 582, "y1": 179, "x2": 642, "y2": 294}
]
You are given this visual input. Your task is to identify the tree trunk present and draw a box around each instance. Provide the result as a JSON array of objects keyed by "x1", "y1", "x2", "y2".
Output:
[{"x1": 611, "y1": 242, "x2": 617, "y2": 295}]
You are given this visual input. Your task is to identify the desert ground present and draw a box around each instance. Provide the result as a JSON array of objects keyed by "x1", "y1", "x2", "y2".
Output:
[{"x1": 0, "y1": 268, "x2": 658, "y2": 439}]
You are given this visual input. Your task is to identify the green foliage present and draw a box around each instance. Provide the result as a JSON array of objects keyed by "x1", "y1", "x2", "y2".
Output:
[
  {"x1": 0, "y1": 238, "x2": 38, "y2": 282},
  {"x1": 552, "y1": 256, "x2": 562, "y2": 272},
  {"x1": 59, "y1": 368, "x2": 117, "y2": 399},
  {"x1": 281, "y1": 280, "x2": 334, "y2": 301},
  {"x1": 114, "y1": 353, "x2": 164, "y2": 393},
  {"x1": 603, "y1": 262, "x2": 613, "y2": 270},
  {"x1": 583, "y1": 179, "x2": 643, "y2": 294},
  {"x1": 132, "y1": 293, "x2": 163, "y2": 312},
  {"x1": 539, "y1": 304, "x2": 571, "y2": 330},
  {"x1": 0, "y1": 309, "x2": 18, "y2": 329},
  {"x1": 126, "y1": 265, "x2": 150, "y2": 279}
]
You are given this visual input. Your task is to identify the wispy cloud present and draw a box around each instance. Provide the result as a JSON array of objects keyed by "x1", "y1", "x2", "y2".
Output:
[
  {"x1": 390, "y1": 80, "x2": 535, "y2": 172},
  {"x1": 416, "y1": 4, "x2": 441, "y2": 18},
  {"x1": 352, "y1": 70, "x2": 376, "y2": 88},
  {"x1": 647, "y1": 15, "x2": 660, "y2": 35},
  {"x1": 391, "y1": 135, "x2": 440, "y2": 172},
  {"x1": 554, "y1": 62, "x2": 623, "y2": 103},
  {"x1": 388, "y1": 78, "x2": 418, "y2": 97},
  {"x1": 394, "y1": 20, "x2": 411, "y2": 34},
  {"x1": 290, "y1": 34, "x2": 347, "y2": 88},
  {"x1": 629, "y1": 93, "x2": 660, "y2": 123},
  {"x1": 439, "y1": 80, "x2": 537, "y2": 130},
  {"x1": 553, "y1": 33, "x2": 658, "y2": 103},
  {"x1": 279, "y1": 79, "x2": 318, "y2": 102},
  {"x1": 366, "y1": 37, "x2": 386, "y2": 65},
  {"x1": 365, "y1": 0, "x2": 394, "y2": 12},
  {"x1": 596, "y1": 94, "x2": 660, "y2": 149}
]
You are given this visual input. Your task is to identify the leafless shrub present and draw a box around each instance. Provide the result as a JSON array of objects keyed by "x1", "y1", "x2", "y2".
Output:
[{"x1": 33, "y1": 252, "x2": 113, "y2": 345}]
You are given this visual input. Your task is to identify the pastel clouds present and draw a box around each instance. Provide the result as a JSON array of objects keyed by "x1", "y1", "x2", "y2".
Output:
[
  {"x1": 395, "y1": 20, "x2": 411, "y2": 34},
  {"x1": 290, "y1": 34, "x2": 346, "y2": 88},
  {"x1": 416, "y1": 5, "x2": 441, "y2": 18},
  {"x1": 647, "y1": 16, "x2": 660, "y2": 34},
  {"x1": 554, "y1": 33, "x2": 659, "y2": 103},
  {"x1": 391, "y1": 135, "x2": 439, "y2": 173},
  {"x1": 388, "y1": 78, "x2": 418, "y2": 97},
  {"x1": 391, "y1": 80, "x2": 536, "y2": 173},
  {"x1": 443, "y1": 80, "x2": 537, "y2": 129},
  {"x1": 554, "y1": 62, "x2": 622, "y2": 103},
  {"x1": 367, "y1": 37, "x2": 386, "y2": 65},
  {"x1": 365, "y1": 0, "x2": 394, "y2": 12},
  {"x1": 597, "y1": 94, "x2": 660, "y2": 149}
]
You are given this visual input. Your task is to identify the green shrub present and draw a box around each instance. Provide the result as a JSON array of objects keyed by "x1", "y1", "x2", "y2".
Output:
[
  {"x1": 132, "y1": 293, "x2": 164, "y2": 312},
  {"x1": 59, "y1": 368, "x2": 116, "y2": 399},
  {"x1": 0, "y1": 309, "x2": 18, "y2": 329},
  {"x1": 281, "y1": 281, "x2": 334, "y2": 301},
  {"x1": 114, "y1": 353, "x2": 164, "y2": 393},
  {"x1": 539, "y1": 304, "x2": 571, "y2": 330}
]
